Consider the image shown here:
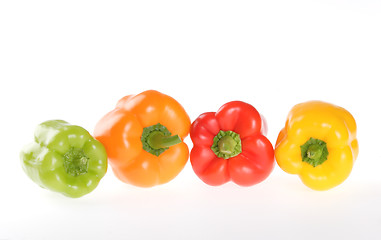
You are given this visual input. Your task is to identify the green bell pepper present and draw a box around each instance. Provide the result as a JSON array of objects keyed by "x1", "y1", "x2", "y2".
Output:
[{"x1": 20, "y1": 120, "x2": 108, "y2": 198}]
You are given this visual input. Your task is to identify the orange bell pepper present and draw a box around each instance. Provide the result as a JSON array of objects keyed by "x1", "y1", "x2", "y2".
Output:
[{"x1": 94, "y1": 90, "x2": 191, "y2": 187}]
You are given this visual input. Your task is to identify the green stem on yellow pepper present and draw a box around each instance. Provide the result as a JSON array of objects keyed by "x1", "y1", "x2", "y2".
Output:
[{"x1": 300, "y1": 137, "x2": 329, "y2": 167}]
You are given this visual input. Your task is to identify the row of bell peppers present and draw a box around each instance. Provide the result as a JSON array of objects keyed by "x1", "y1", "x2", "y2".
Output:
[{"x1": 20, "y1": 90, "x2": 358, "y2": 198}]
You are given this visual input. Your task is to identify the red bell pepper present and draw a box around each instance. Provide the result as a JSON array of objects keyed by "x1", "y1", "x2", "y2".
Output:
[{"x1": 190, "y1": 101, "x2": 275, "y2": 186}]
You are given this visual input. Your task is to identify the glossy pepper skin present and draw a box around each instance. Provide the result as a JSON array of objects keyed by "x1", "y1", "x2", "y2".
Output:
[
  {"x1": 275, "y1": 101, "x2": 359, "y2": 190},
  {"x1": 190, "y1": 101, "x2": 275, "y2": 186},
  {"x1": 94, "y1": 90, "x2": 191, "y2": 187},
  {"x1": 20, "y1": 120, "x2": 108, "y2": 198}
]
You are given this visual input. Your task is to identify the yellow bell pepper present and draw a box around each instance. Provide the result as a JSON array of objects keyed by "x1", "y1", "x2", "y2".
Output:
[{"x1": 275, "y1": 101, "x2": 359, "y2": 190}]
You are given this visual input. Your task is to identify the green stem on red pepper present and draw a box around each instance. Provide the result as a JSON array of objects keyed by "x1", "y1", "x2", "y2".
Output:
[{"x1": 211, "y1": 130, "x2": 242, "y2": 159}]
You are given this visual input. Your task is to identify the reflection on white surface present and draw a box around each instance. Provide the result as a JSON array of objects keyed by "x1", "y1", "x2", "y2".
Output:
[{"x1": 3, "y1": 163, "x2": 381, "y2": 240}]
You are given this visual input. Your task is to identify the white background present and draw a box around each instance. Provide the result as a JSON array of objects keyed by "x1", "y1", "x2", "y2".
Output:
[{"x1": 1, "y1": 0, "x2": 381, "y2": 239}]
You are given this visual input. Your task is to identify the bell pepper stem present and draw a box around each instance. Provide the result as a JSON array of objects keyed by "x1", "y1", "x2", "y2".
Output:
[
  {"x1": 300, "y1": 138, "x2": 329, "y2": 167},
  {"x1": 147, "y1": 131, "x2": 182, "y2": 150},
  {"x1": 141, "y1": 123, "x2": 182, "y2": 156},
  {"x1": 218, "y1": 135, "x2": 238, "y2": 155},
  {"x1": 307, "y1": 144, "x2": 323, "y2": 161},
  {"x1": 63, "y1": 148, "x2": 89, "y2": 177},
  {"x1": 211, "y1": 130, "x2": 242, "y2": 159}
]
